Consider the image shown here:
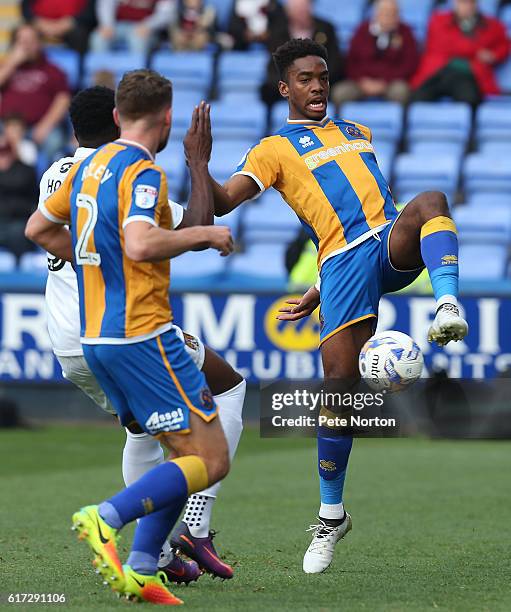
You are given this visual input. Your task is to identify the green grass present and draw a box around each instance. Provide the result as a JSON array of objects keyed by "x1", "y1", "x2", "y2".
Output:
[{"x1": 1, "y1": 426, "x2": 510, "y2": 611}]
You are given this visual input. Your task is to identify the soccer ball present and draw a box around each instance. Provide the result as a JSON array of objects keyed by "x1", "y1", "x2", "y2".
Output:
[{"x1": 359, "y1": 330, "x2": 424, "y2": 393}]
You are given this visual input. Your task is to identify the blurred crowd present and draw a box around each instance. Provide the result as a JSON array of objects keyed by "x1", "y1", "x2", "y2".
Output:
[{"x1": 0, "y1": 0, "x2": 511, "y2": 262}]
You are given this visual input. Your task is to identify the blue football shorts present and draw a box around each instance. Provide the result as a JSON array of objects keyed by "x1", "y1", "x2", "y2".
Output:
[
  {"x1": 83, "y1": 326, "x2": 217, "y2": 436},
  {"x1": 319, "y1": 218, "x2": 424, "y2": 344}
]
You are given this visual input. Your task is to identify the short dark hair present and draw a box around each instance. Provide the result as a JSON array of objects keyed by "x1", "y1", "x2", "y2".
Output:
[
  {"x1": 69, "y1": 86, "x2": 118, "y2": 148},
  {"x1": 115, "y1": 69, "x2": 172, "y2": 121},
  {"x1": 272, "y1": 38, "x2": 329, "y2": 81}
]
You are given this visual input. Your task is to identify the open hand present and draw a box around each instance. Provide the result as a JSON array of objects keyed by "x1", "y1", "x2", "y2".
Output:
[
  {"x1": 277, "y1": 286, "x2": 320, "y2": 321},
  {"x1": 184, "y1": 101, "x2": 212, "y2": 165}
]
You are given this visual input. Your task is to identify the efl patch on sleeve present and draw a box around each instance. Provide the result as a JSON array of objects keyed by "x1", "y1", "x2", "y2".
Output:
[{"x1": 135, "y1": 185, "x2": 158, "y2": 209}]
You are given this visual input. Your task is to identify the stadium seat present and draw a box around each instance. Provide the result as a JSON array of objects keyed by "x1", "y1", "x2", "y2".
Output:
[
  {"x1": 156, "y1": 140, "x2": 187, "y2": 200},
  {"x1": 475, "y1": 102, "x2": 511, "y2": 141},
  {"x1": 46, "y1": 47, "x2": 81, "y2": 90},
  {"x1": 83, "y1": 52, "x2": 146, "y2": 86},
  {"x1": 166, "y1": 91, "x2": 204, "y2": 140},
  {"x1": 496, "y1": 56, "x2": 511, "y2": 94},
  {"x1": 242, "y1": 193, "x2": 301, "y2": 244},
  {"x1": 314, "y1": 0, "x2": 365, "y2": 49},
  {"x1": 458, "y1": 244, "x2": 508, "y2": 280},
  {"x1": 209, "y1": 139, "x2": 253, "y2": 183},
  {"x1": 18, "y1": 251, "x2": 48, "y2": 273},
  {"x1": 407, "y1": 102, "x2": 472, "y2": 145},
  {"x1": 478, "y1": 141, "x2": 511, "y2": 157},
  {"x1": 500, "y1": 4, "x2": 511, "y2": 36},
  {"x1": 229, "y1": 243, "x2": 288, "y2": 280},
  {"x1": 373, "y1": 141, "x2": 396, "y2": 183},
  {"x1": 217, "y1": 207, "x2": 242, "y2": 239},
  {"x1": 465, "y1": 192, "x2": 511, "y2": 208},
  {"x1": 463, "y1": 153, "x2": 511, "y2": 195},
  {"x1": 211, "y1": 100, "x2": 266, "y2": 140},
  {"x1": 205, "y1": 0, "x2": 233, "y2": 30},
  {"x1": 341, "y1": 102, "x2": 404, "y2": 144},
  {"x1": 407, "y1": 141, "x2": 465, "y2": 173},
  {"x1": 171, "y1": 248, "x2": 227, "y2": 279},
  {"x1": 453, "y1": 204, "x2": 511, "y2": 244},
  {"x1": 396, "y1": 0, "x2": 435, "y2": 42},
  {"x1": 0, "y1": 249, "x2": 16, "y2": 272},
  {"x1": 151, "y1": 51, "x2": 213, "y2": 95},
  {"x1": 393, "y1": 153, "x2": 459, "y2": 202},
  {"x1": 218, "y1": 50, "x2": 269, "y2": 95}
]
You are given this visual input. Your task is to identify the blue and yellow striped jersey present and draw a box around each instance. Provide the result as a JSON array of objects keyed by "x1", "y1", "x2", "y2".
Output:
[
  {"x1": 41, "y1": 140, "x2": 173, "y2": 344},
  {"x1": 235, "y1": 116, "x2": 398, "y2": 267}
]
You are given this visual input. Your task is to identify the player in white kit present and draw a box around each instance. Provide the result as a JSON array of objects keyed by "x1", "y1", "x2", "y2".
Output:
[{"x1": 39, "y1": 87, "x2": 245, "y2": 582}]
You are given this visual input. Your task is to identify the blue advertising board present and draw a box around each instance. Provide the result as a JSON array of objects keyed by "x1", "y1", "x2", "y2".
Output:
[{"x1": 0, "y1": 292, "x2": 509, "y2": 382}]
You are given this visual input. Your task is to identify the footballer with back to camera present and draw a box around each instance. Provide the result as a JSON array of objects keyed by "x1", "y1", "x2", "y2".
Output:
[
  {"x1": 210, "y1": 38, "x2": 469, "y2": 574},
  {"x1": 26, "y1": 69, "x2": 235, "y2": 605},
  {"x1": 33, "y1": 85, "x2": 244, "y2": 583}
]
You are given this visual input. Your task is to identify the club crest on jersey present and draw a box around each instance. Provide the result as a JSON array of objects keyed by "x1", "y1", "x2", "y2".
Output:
[
  {"x1": 135, "y1": 185, "x2": 158, "y2": 209},
  {"x1": 345, "y1": 125, "x2": 364, "y2": 138},
  {"x1": 299, "y1": 135, "x2": 314, "y2": 149}
]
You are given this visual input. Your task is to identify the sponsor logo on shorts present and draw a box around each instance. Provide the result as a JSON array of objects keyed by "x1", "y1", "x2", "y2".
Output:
[{"x1": 145, "y1": 407, "x2": 185, "y2": 433}]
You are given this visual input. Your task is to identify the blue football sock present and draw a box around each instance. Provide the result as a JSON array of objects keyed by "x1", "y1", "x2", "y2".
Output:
[
  {"x1": 420, "y1": 216, "x2": 459, "y2": 302},
  {"x1": 317, "y1": 431, "x2": 353, "y2": 506},
  {"x1": 99, "y1": 461, "x2": 189, "y2": 528},
  {"x1": 128, "y1": 503, "x2": 185, "y2": 575}
]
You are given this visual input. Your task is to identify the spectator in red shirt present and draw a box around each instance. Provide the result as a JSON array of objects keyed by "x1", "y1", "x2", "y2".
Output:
[
  {"x1": 411, "y1": 0, "x2": 510, "y2": 107},
  {"x1": 22, "y1": 0, "x2": 96, "y2": 54},
  {"x1": 90, "y1": 0, "x2": 175, "y2": 56},
  {"x1": 333, "y1": 0, "x2": 418, "y2": 107},
  {"x1": 0, "y1": 24, "x2": 71, "y2": 160}
]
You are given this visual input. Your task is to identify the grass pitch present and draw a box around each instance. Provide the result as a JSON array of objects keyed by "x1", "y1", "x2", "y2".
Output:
[{"x1": 1, "y1": 425, "x2": 510, "y2": 611}]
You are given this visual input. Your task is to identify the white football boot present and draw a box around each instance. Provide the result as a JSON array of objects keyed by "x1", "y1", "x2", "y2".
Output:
[
  {"x1": 428, "y1": 303, "x2": 468, "y2": 346},
  {"x1": 303, "y1": 514, "x2": 352, "y2": 574}
]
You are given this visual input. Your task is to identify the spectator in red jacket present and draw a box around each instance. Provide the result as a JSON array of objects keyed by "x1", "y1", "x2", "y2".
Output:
[
  {"x1": 0, "y1": 24, "x2": 71, "y2": 160},
  {"x1": 412, "y1": 0, "x2": 510, "y2": 107},
  {"x1": 22, "y1": 0, "x2": 96, "y2": 54},
  {"x1": 333, "y1": 0, "x2": 418, "y2": 107},
  {"x1": 90, "y1": 0, "x2": 175, "y2": 56}
]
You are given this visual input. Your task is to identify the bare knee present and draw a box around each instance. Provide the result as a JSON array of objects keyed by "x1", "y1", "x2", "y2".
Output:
[{"x1": 411, "y1": 191, "x2": 450, "y2": 223}]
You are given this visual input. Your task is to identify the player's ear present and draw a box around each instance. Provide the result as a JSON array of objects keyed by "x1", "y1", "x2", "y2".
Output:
[
  {"x1": 278, "y1": 80, "x2": 289, "y2": 100},
  {"x1": 165, "y1": 107, "x2": 172, "y2": 126},
  {"x1": 113, "y1": 108, "x2": 120, "y2": 128}
]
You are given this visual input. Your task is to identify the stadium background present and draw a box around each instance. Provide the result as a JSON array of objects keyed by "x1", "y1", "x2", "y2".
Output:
[
  {"x1": 0, "y1": 2, "x2": 510, "y2": 610},
  {"x1": 1, "y1": 0, "x2": 511, "y2": 416}
]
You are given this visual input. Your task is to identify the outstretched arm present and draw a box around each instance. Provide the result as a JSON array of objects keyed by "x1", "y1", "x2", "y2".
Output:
[
  {"x1": 124, "y1": 221, "x2": 233, "y2": 262},
  {"x1": 211, "y1": 173, "x2": 260, "y2": 217}
]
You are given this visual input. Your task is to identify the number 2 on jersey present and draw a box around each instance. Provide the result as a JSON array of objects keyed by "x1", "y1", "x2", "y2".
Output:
[{"x1": 75, "y1": 193, "x2": 101, "y2": 266}]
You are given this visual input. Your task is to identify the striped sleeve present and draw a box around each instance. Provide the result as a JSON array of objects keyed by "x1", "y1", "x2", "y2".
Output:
[{"x1": 232, "y1": 137, "x2": 279, "y2": 192}]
